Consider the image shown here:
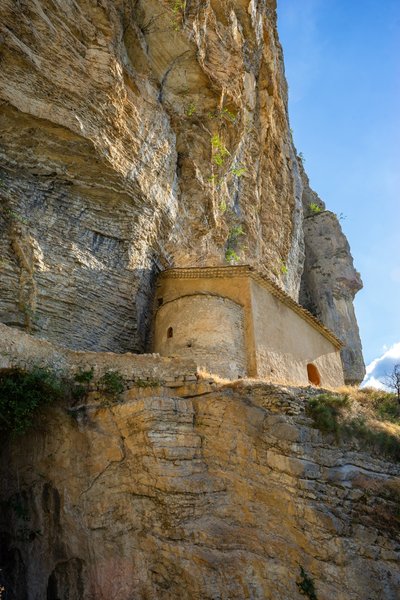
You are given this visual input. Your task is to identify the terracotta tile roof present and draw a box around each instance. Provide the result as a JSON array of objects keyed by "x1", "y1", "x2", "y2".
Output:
[{"x1": 159, "y1": 265, "x2": 344, "y2": 349}]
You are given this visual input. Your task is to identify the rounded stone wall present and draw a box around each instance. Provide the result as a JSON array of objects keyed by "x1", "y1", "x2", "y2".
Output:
[{"x1": 154, "y1": 294, "x2": 247, "y2": 379}]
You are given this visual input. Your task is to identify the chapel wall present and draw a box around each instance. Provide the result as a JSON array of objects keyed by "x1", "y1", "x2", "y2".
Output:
[
  {"x1": 155, "y1": 272, "x2": 257, "y2": 375},
  {"x1": 154, "y1": 294, "x2": 247, "y2": 379},
  {"x1": 249, "y1": 280, "x2": 344, "y2": 387}
]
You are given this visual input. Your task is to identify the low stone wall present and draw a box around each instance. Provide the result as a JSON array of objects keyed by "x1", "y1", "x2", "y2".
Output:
[{"x1": 0, "y1": 324, "x2": 199, "y2": 384}]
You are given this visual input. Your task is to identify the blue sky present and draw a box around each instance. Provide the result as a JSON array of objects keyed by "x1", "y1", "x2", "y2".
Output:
[{"x1": 277, "y1": 0, "x2": 400, "y2": 379}]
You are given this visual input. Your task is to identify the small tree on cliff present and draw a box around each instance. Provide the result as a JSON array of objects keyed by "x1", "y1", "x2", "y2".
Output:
[{"x1": 386, "y1": 364, "x2": 400, "y2": 404}]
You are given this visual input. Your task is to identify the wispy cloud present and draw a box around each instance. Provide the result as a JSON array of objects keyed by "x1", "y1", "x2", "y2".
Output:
[{"x1": 362, "y1": 342, "x2": 400, "y2": 389}]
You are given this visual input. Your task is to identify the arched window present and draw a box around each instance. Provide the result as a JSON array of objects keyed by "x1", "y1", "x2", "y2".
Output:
[
  {"x1": 307, "y1": 363, "x2": 321, "y2": 386},
  {"x1": 167, "y1": 327, "x2": 173, "y2": 339}
]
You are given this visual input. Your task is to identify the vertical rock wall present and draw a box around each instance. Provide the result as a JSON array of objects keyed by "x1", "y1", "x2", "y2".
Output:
[
  {"x1": 300, "y1": 170, "x2": 365, "y2": 383},
  {"x1": 0, "y1": 0, "x2": 364, "y2": 379},
  {"x1": 0, "y1": 383, "x2": 399, "y2": 599}
]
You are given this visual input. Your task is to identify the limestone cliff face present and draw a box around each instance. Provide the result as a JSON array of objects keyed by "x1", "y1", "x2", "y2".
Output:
[
  {"x1": 1, "y1": 382, "x2": 399, "y2": 600},
  {"x1": 0, "y1": 1, "x2": 363, "y2": 377},
  {"x1": 299, "y1": 170, "x2": 365, "y2": 384}
]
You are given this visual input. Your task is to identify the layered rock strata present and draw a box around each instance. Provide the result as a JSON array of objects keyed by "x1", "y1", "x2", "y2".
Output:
[
  {"x1": 0, "y1": 0, "x2": 302, "y2": 350},
  {"x1": 0, "y1": 2, "x2": 364, "y2": 375},
  {"x1": 1, "y1": 380, "x2": 399, "y2": 599}
]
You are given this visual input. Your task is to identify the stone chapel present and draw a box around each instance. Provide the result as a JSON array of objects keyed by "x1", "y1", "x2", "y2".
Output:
[{"x1": 153, "y1": 266, "x2": 344, "y2": 387}]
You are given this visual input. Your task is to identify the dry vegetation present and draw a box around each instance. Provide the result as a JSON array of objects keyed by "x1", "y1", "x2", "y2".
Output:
[{"x1": 306, "y1": 386, "x2": 400, "y2": 461}]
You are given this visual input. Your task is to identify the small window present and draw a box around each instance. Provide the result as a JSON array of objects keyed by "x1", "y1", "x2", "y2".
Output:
[
  {"x1": 307, "y1": 363, "x2": 321, "y2": 386},
  {"x1": 167, "y1": 327, "x2": 173, "y2": 339}
]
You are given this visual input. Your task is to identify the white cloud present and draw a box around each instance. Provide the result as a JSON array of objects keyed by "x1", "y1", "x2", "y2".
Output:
[{"x1": 362, "y1": 342, "x2": 400, "y2": 390}]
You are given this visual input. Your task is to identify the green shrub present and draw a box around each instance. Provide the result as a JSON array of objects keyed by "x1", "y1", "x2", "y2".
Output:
[
  {"x1": 306, "y1": 394, "x2": 350, "y2": 438},
  {"x1": 231, "y1": 166, "x2": 246, "y2": 177},
  {"x1": 99, "y1": 371, "x2": 125, "y2": 398},
  {"x1": 0, "y1": 366, "x2": 129, "y2": 433},
  {"x1": 228, "y1": 225, "x2": 245, "y2": 241},
  {"x1": 307, "y1": 393, "x2": 400, "y2": 461},
  {"x1": 225, "y1": 248, "x2": 240, "y2": 264},
  {"x1": 224, "y1": 224, "x2": 246, "y2": 264},
  {"x1": 342, "y1": 418, "x2": 400, "y2": 462},
  {"x1": 309, "y1": 202, "x2": 322, "y2": 215},
  {"x1": 0, "y1": 367, "x2": 66, "y2": 434},
  {"x1": 375, "y1": 395, "x2": 400, "y2": 423},
  {"x1": 211, "y1": 134, "x2": 230, "y2": 166},
  {"x1": 74, "y1": 367, "x2": 94, "y2": 384}
]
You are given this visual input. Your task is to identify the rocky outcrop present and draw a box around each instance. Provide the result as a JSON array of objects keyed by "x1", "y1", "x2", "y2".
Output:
[
  {"x1": 0, "y1": 0, "x2": 302, "y2": 351},
  {"x1": 299, "y1": 171, "x2": 365, "y2": 384},
  {"x1": 0, "y1": 3, "x2": 363, "y2": 373},
  {"x1": 1, "y1": 380, "x2": 399, "y2": 599}
]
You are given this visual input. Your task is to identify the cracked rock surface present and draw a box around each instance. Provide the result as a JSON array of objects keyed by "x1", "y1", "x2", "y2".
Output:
[
  {"x1": 0, "y1": 0, "x2": 364, "y2": 380},
  {"x1": 1, "y1": 382, "x2": 399, "y2": 599}
]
